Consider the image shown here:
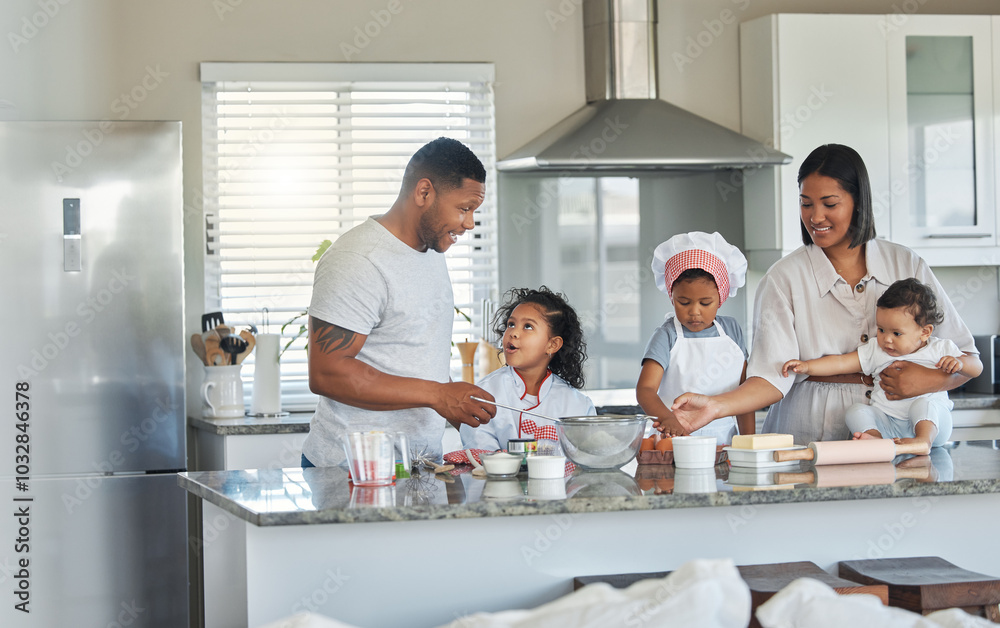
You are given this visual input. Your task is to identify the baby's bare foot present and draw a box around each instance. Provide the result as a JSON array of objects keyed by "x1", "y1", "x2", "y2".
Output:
[{"x1": 854, "y1": 431, "x2": 880, "y2": 440}]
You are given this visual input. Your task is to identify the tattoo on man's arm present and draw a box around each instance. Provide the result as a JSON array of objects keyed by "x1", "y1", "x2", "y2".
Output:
[{"x1": 313, "y1": 319, "x2": 356, "y2": 354}]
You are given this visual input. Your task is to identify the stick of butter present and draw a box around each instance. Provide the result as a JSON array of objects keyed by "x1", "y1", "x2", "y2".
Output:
[{"x1": 731, "y1": 433, "x2": 794, "y2": 450}]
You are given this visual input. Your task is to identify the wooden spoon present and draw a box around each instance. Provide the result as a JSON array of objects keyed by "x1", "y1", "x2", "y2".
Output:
[
  {"x1": 235, "y1": 329, "x2": 256, "y2": 364},
  {"x1": 190, "y1": 333, "x2": 208, "y2": 365},
  {"x1": 203, "y1": 331, "x2": 226, "y2": 366}
]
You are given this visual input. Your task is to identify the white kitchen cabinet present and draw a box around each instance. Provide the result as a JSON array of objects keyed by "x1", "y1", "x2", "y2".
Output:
[
  {"x1": 740, "y1": 13, "x2": 1000, "y2": 269},
  {"x1": 886, "y1": 15, "x2": 996, "y2": 254}
]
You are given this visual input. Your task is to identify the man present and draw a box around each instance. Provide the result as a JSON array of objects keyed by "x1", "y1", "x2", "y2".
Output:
[{"x1": 302, "y1": 137, "x2": 496, "y2": 467}]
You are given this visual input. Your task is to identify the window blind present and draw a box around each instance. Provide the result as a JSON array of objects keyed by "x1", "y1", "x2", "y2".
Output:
[{"x1": 201, "y1": 63, "x2": 498, "y2": 411}]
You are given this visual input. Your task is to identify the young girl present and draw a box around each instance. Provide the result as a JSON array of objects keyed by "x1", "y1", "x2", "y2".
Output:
[
  {"x1": 781, "y1": 278, "x2": 972, "y2": 453},
  {"x1": 636, "y1": 231, "x2": 755, "y2": 444},
  {"x1": 460, "y1": 286, "x2": 594, "y2": 453}
]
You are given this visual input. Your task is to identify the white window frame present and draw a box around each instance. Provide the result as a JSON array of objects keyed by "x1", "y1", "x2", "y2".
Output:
[{"x1": 200, "y1": 62, "x2": 498, "y2": 411}]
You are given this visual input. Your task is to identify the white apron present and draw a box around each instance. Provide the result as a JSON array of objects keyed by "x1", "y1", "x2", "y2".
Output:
[{"x1": 658, "y1": 317, "x2": 743, "y2": 444}]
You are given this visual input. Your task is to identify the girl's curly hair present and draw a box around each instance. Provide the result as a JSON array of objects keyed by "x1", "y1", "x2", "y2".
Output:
[{"x1": 491, "y1": 286, "x2": 588, "y2": 389}]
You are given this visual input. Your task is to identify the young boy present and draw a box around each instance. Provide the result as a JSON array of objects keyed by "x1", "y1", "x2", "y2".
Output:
[
  {"x1": 782, "y1": 278, "x2": 969, "y2": 453},
  {"x1": 637, "y1": 231, "x2": 755, "y2": 444}
]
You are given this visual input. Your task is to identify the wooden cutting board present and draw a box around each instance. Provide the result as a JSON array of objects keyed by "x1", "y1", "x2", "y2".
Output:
[
  {"x1": 839, "y1": 556, "x2": 1000, "y2": 619},
  {"x1": 573, "y1": 561, "x2": 887, "y2": 628}
]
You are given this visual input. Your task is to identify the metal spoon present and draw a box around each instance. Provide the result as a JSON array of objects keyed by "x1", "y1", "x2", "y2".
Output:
[{"x1": 471, "y1": 396, "x2": 558, "y2": 423}]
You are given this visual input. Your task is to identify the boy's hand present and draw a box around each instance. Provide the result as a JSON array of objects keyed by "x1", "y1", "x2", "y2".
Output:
[
  {"x1": 936, "y1": 356, "x2": 963, "y2": 374},
  {"x1": 653, "y1": 414, "x2": 688, "y2": 438},
  {"x1": 781, "y1": 359, "x2": 809, "y2": 377}
]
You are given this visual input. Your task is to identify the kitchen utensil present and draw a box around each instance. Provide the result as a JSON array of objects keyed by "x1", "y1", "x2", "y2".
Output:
[
  {"x1": 527, "y1": 454, "x2": 566, "y2": 479},
  {"x1": 219, "y1": 334, "x2": 248, "y2": 367},
  {"x1": 555, "y1": 415, "x2": 648, "y2": 470},
  {"x1": 201, "y1": 311, "x2": 225, "y2": 333},
  {"x1": 190, "y1": 333, "x2": 208, "y2": 365},
  {"x1": 202, "y1": 331, "x2": 226, "y2": 366},
  {"x1": 466, "y1": 447, "x2": 487, "y2": 478},
  {"x1": 235, "y1": 329, "x2": 255, "y2": 364},
  {"x1": 214, "y1": 324, "x2": 232, "y2": 338},
  {"x1": 773, "y1": 462, "x2": 931, "y2": 488},
  {"x1": 671, "y1": 436, "x2": 719, "y2": 469},
  {"x1": 772, "y1": 439, "x2": 928, "y2": 465},
  {"x1": 343, "y1": 431, "x2": 396, "y2": 486},
  {"x1": 200, "y1": 364, "x2": 245, "y2": 418},
  {"x1": 471, "y1": 396, "x2": 557, "y2": 422},
  {"x1": 457, "y1": 341, "x2": 478, "y2": 383},
  {"x1": 480, "y1": 452, "x2": 522, "y2": 478}
]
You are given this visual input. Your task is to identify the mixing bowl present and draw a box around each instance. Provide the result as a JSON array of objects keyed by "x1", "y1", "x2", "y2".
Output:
[{"x1": 555, "y1": 415, "x2": 650, "y2": 470}]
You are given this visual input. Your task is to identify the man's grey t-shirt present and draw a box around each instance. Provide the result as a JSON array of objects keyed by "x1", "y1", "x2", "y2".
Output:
[{"x1": 302, "y1": 218, "x2": 454, "y2": 466}]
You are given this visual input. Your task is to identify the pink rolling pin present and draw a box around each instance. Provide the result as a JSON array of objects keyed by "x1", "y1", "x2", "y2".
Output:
[
  {"x1": 772, "y1": 439, "x2": 928, "y2": 465},
  {"x1": 774, "y1": 462, "x2": 930, "y2": 487}
]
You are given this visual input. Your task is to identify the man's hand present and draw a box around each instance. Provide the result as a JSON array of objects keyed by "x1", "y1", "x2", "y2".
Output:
[{"x1": 433, "y1": 383, "x2": 496, "y2": 428}]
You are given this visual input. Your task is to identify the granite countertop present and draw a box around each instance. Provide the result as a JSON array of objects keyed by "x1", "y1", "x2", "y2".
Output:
[
  {"x1": 189, "y1": 391, "x2": 1000, "y2": 436},
  {"x1": 178, "y1": 439, "x2": 1000, "y2": 527}
]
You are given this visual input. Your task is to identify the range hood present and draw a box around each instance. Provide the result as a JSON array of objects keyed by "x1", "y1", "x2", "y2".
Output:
[{"x1": 497, "y1": 0, "x2": 790, "y2": 172}]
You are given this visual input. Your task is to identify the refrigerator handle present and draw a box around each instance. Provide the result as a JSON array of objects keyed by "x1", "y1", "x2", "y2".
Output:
[{"x1": 63, "y1": 197, "x2": 81, "y2": 272}]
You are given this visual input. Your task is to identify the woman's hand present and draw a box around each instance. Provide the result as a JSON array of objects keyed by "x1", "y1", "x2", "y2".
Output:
[
  {"x1": 878, "y1": 361, "x2": 944, "y2": 400},
  {"x1": 669, "y1": 393, "x2": 721, "y2": 433}
]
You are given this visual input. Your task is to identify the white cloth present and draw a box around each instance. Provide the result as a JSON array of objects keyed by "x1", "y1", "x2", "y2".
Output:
[
  {"x1": 459, "y1": 366, "x2": 595, "y2": 451},
  {"x1": 750, "y1": 240, "x2": 976, "y2": 442},
  {"x1": 302, "y1": 218, "x2": 454, "y2": 466},
  {"x1": 845, "y1": 397, "x2": 954, "y2": 446},
  {"x1": 858, "y1": 336, "x2": 961, "y2": 419},
  {"x1": 436, "y1": 558, "x2": 751, "y2": 628},
  {"x1": 756, "y1": 576, "x2": 996, "y2": 628},
  {"x1": 652, "y1": 231, "x2": 748, "y2": 301},
  {"x1": 656, "y1": 317, "x2": 743, "y2": 444}
]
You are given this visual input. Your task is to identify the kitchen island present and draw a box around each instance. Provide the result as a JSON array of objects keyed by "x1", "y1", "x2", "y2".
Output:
[{"x1": 180, "y1": 440, "x2": 1000, "y2": 628}]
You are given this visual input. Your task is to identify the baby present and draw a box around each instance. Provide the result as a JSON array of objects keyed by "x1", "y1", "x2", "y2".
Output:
[{"x1": 782, "y1": 278, "x2": 964, "y2": 453}]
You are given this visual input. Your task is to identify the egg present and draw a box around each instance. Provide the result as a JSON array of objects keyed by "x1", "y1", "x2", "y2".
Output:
[
  {"x1": 637, "y1": 478, "x2": 655, "y2": 491},
  {"x1": 655, "y1": 437, "x2": 673, "y2": 452},
  {"x1": 639, "y1": 436, "x2": 655, "y2": 451}
]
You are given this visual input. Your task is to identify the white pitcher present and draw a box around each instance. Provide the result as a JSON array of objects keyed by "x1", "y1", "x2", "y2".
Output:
[{"x1": 201, "y1": 364, "x2": 245, "y2": 418}]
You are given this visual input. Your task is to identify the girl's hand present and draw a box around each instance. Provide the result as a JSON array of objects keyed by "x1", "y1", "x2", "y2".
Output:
[
  {"x1": 653, "y1": 414, "x2": 688, "y2": 437},
  {"x1": 936, "y1": 356, "x2": 963, "y2": 374},
  {"x1": 781, "y1": 360, "x2": 809, "y2": 377}
]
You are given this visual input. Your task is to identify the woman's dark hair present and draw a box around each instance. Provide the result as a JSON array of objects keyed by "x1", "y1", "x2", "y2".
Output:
[
  {"x1": 670, "y1": 268, "x2": 717, "y2": 294},
  {"x1": 876, "y1": 278, "x2": 944, "y2": 327},
  {"x1": 797, "y1": 144, "x2": 877, "y2": 248},
  {"x1": 401, "y1": 137, "x2": 486, "y2": 193},
  {"x1": 492, "y1": 286, "x2": 587, "y2": 389}
]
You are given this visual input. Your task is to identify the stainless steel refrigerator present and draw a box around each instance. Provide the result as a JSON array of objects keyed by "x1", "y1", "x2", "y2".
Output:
[{"x1": 0, "y1": 121, "x2": 188, "y2": 626}]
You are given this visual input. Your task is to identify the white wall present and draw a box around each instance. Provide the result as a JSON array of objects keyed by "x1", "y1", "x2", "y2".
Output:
[{"x1": 2, "y1": 0, "x2": 997, "y2": 412}]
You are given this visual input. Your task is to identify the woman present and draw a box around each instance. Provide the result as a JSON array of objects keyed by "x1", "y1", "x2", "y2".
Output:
[{"x1": 664, "y1": 144, "x2": 981, "y2": 444}]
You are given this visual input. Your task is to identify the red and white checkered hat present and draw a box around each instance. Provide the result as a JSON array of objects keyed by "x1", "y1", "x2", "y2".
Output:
[{"x1": 652, "y1": 231, "x2": 747, "y2": 304}]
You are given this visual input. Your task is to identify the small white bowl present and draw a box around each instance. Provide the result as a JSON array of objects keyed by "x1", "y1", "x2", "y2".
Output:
[
  {"x1": 481, "y1": 452, "x2": 522, "y2": 477},
  {"x1": 527, "y1": 455, "x2": 566, "y2": 479},
  {"x1": 672, "y1": 436, "x2": 718, "y2": 469}
]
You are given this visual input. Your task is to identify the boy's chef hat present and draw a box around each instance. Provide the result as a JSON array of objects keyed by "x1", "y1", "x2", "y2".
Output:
[{"x1": 652, "y1": 231, "x2": 747, "y2": 304}]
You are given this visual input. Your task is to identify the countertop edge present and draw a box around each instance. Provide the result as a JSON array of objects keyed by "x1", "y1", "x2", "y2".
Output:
[{"x1": 179, "y1": 473, "x2": 1000, "y2": 528}]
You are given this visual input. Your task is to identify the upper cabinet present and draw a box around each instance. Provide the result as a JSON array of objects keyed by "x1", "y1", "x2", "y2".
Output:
[
  {"x1": 740, "y1": 13, "x2": 1000, "y2": 269},
  {"x1": 886, "y1": 16, "x2": 995, "y2": 250}
]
